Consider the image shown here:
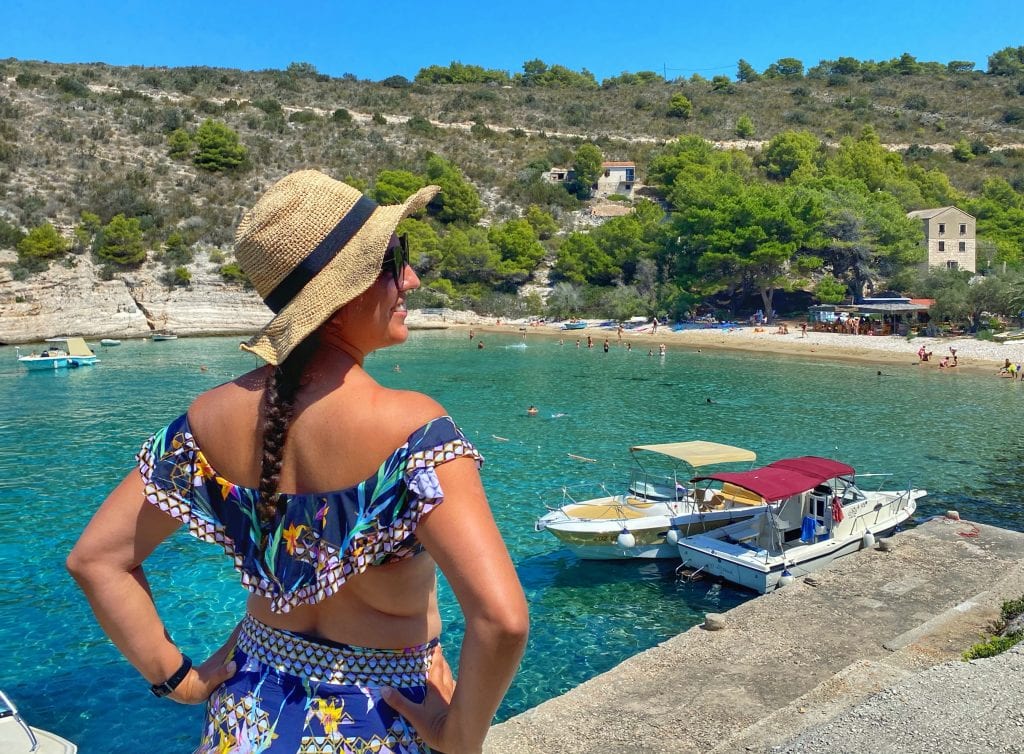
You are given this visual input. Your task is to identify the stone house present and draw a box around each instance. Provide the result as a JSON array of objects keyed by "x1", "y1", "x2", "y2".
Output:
[
  {"x1": 542, "y1": 167, "x2": 574, "y2": 184},
  {"x1": 906, "y1": 206, "x2": 976, "y2": 272},
  {"x1": 595, "y1": 162, "x2": 636, "y2": 199}
]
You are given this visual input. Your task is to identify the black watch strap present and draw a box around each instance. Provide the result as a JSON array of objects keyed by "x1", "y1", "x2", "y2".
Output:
[{"x1": 149, "y1": 654, "x2": 192, "y2": 698}]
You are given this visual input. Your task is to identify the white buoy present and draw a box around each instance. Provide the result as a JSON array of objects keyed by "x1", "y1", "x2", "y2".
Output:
[
  {"x1": 778, "y1": 570, "x2": 794, "y2": 587},
  {"x1": 666, "y1": 528, "x2": 680, "y2": 545},
  {"x1": 862, "y1": 530, "x2": 876, "y2": 549},
  {"x1": 616, "y1": 529, "x2": 636, "y2": 549}
]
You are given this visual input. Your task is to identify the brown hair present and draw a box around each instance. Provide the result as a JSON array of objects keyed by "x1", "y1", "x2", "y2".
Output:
[{"x1": 256, "y1": 335, "x2": 320, "y2": 530}]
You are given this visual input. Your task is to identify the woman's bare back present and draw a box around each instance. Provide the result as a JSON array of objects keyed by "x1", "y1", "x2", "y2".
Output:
[{"x1": 187, "y1": 362, "x2": 447, "y2": 647}]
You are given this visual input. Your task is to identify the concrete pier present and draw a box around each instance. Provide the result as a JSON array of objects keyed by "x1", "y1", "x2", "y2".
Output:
[{"x1": 485, "y1": 517, "x2": 1024, "y2": 753}]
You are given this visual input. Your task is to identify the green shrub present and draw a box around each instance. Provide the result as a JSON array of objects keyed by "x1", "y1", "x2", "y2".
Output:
[
  {"x1": 15, "y1": 72, "x2": 44, "y2": 88},
  {"x1": 162, "y1": 232, "x2": 193, "y2": 266},
  {"x1": 735, "y1": 115, "x2": 755, "y2": 138},
  {"x1": 17, "y1": 223, "x2": 69, "y2": 264},
  {"x1": 193, "y1": 119, "x2": 248, "y2": 172},
  {"x1": 252, "y1": 98, "x2": 283, "y2": 116},
  {"x1": 667, "y1": 93, "x2": 692, "y2": 119},
  {"x1": 963, "y1": 632, "x2": 1023, "y2": 660},
  {"x1": 219, "y1": 262, "x2": 251, "y2": 286},
  {"x1": 0, "y1": 218, "x2": 25, "y2": 249},
  {"x1": 96, "y1": 214, "x2": 146, "y2": 266},
  {"x1": 1001, "y1": 596, "x2": 1024, "y2": 623},
  {"x1": 406, "y1": 115, "x2": 439, "y2": 136},
  {"x1": 167, "y1": 128, "x2": 193, "y2": 159},
  {"x1": 164, "y1": 266, "x2": 191, "y2": 287},
  {"x1": 288, "y1": 110, "x2": 318, "y2": 124},
  {"x1": 55, "y1": 76, "x2": 90, "y2": 98},
  {"x1": 952, "y1": 138, "x2": 974, "y2": 162}
]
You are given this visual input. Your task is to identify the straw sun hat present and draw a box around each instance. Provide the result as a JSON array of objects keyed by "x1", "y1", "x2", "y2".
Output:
[{"x1": 235, "y1": 169, "x2": 440, "y2": 364}]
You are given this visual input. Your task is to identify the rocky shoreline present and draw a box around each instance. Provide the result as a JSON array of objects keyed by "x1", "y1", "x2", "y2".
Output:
[
  {"x1": 5, "y1": 251, "x2": 1024, "y2": 375},
  {"x1": 0, "y1": 248, "x2": 271, "y2": 345}
]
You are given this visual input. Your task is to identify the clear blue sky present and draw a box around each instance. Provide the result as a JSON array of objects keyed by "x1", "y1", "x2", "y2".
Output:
[{"x1": 2, "y1": 0, "x2": 1021, "y2": 82}]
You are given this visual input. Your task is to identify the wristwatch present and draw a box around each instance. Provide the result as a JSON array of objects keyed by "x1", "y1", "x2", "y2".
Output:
[{"x1": 150, "y1": 654, "x2": 192, "y2": 698}]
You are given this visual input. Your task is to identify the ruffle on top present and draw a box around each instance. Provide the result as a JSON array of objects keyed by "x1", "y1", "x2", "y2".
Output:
[{"x1": 137, "y1": 413, "x2": 482, "y2": 613}]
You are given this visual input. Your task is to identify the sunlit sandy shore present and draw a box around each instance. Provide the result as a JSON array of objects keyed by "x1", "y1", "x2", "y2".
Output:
[{"x1": 410, "y1": 312, "x2": 1024, "y2": 375}]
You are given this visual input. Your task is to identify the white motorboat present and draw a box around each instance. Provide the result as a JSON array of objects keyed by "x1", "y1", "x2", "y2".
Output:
[
  {"x1": 0, "y1": 689, "x2": 77, "y2": 753},
  {"x1": 16, "y1": 337, "x2": 98, "y2": 370},
  {"x1": 676, "y1": 456, "x2": 925, "y2": 593},
  {"x1": 535, "y1": 441, "x2": 758, "y2": 559},
  {"x1": 99, "y1": 338, "x2": 121, "y2": 346},
  {"x1": 151, "y1": 332, "x2": 178, "y2": 341}
]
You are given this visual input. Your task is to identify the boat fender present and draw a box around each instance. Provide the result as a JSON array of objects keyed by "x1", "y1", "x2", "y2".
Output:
[
  {"x1": 778, "y1": 570, "x2": 794, "y2": 587},
  {"x1": 861, "y1": 530, "x2": 876, "y2": 549},
  {"x1": 616, "y1": 529, "x2": 636, "y2": 550},
  {"x1": 666, "y1": 528, "x2": 680, "y2": 546}
]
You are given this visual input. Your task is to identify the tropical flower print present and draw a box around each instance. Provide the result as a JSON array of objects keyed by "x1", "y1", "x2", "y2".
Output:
[
  {"x1": 196, "y1": 616, "x2": 435, "y2": 753},
  {"x1": 137, "y1": 414, "x2": 481, "y2": 613}
]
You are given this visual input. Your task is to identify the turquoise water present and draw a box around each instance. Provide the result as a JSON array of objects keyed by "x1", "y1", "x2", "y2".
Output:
[{"x1": 2, "y1": 331, "x2": 1023, "y2": 752}]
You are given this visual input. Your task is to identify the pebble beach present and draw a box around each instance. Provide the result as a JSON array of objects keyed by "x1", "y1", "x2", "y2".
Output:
[{"x1": 408, "y1": 311, "x2": 1024, "y2": 375}]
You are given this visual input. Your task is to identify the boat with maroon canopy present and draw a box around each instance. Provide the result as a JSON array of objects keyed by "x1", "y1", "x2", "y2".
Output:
[{"x1": 673, "y1": 456, "x2": 924, "y2": 593}]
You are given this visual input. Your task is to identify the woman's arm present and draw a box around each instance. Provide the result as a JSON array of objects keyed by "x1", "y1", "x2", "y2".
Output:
[
  {"x1": 66, "y1": 470, "x2": 236, "y2": 703},
  {"x1": 385, "y1": 455, "x2": 529, "y2": 753}
]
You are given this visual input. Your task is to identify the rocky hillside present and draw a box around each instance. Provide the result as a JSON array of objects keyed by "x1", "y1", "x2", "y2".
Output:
[
  {"x1": 0, "y1": 247, "x2": 268, "y2": 343},
  {"x1": 2, "y1": 56, "x2": 1024, "y2": 342}
]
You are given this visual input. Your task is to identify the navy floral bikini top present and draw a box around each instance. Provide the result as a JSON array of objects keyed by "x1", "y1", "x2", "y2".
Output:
[{"x1": 137, "y1": 413, "x2": 482, "y2": 613}]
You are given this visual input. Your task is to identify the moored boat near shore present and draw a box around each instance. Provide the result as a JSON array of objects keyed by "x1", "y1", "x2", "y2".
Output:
[
  {"x1": 0, "y1": 689, "x2": 77, "y2": 753},
  {"x1": 676, "y1": 456, "x2": 924, "y2": 593},
  {"x1": 15, "y1": 337, "x2": 97, "y2": 370},
  {"x1": 535, "y1": 441, "x2": 758, "y2": 559}
]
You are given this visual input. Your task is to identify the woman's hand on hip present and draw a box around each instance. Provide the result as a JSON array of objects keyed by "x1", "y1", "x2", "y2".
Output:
[
  {"x1": 381, "y1": 644, "x2": 461, "y2": 751},
  {"x1": 168, "y1": 621, "x2": 242, "y2": 705}
]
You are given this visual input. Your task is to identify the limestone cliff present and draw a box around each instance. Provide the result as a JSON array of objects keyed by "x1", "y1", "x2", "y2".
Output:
[{"x1": 0, "y1": 248, "x2": 269, "y2": 345}]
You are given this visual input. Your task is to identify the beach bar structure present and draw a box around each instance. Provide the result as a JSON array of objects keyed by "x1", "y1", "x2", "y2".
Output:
[{"x1": 809, "y1": 297, "x2": 933, "y2": 336}]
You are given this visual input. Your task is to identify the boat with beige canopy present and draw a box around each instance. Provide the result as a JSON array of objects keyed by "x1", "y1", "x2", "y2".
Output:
[{"x1": 534, "y1": 441, "x2": 761, "y2": 559}]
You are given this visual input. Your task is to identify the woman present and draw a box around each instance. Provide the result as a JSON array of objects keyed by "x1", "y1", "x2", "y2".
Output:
[{"x1": 67, "y1": 170, "x2": 529, "y2": 753}]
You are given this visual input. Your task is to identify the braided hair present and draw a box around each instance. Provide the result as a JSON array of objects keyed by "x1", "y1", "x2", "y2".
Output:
[{"x1": 256, "y1": 335, "x2": 319, "y2": 531}]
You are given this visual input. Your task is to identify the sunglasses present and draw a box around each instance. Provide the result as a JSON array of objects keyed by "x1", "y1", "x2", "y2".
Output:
[{"x1": 380, "y1": 234, "x2": 409, "y2": 286}]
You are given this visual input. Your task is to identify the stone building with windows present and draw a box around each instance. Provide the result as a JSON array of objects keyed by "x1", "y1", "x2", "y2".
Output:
[
  {"x1": 595, "y1": 162, "x2": 636, "y2": 199},
  {"x1": 906, "y1": 206, "x2": 976, "y2": 272}
]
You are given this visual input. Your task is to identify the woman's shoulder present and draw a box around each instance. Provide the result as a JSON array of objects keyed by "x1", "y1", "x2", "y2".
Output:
[{"x1": 373, "y1": 388, "x2": 452, "y2": 440}]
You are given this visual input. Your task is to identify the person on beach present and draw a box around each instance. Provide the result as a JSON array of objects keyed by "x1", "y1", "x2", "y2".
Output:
[
  {"x1": 527, "y1": 405, "x2": 538, "y2": 417},
  {"x1": 603, "y1": 339, "x2": 609, "y2": 353},
  {"x1": 67, "y1": 170, "x2": 528, "y2": 754},
  {"x1": 587, "y1": 335, "x2": 593, "y2": 349}
]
